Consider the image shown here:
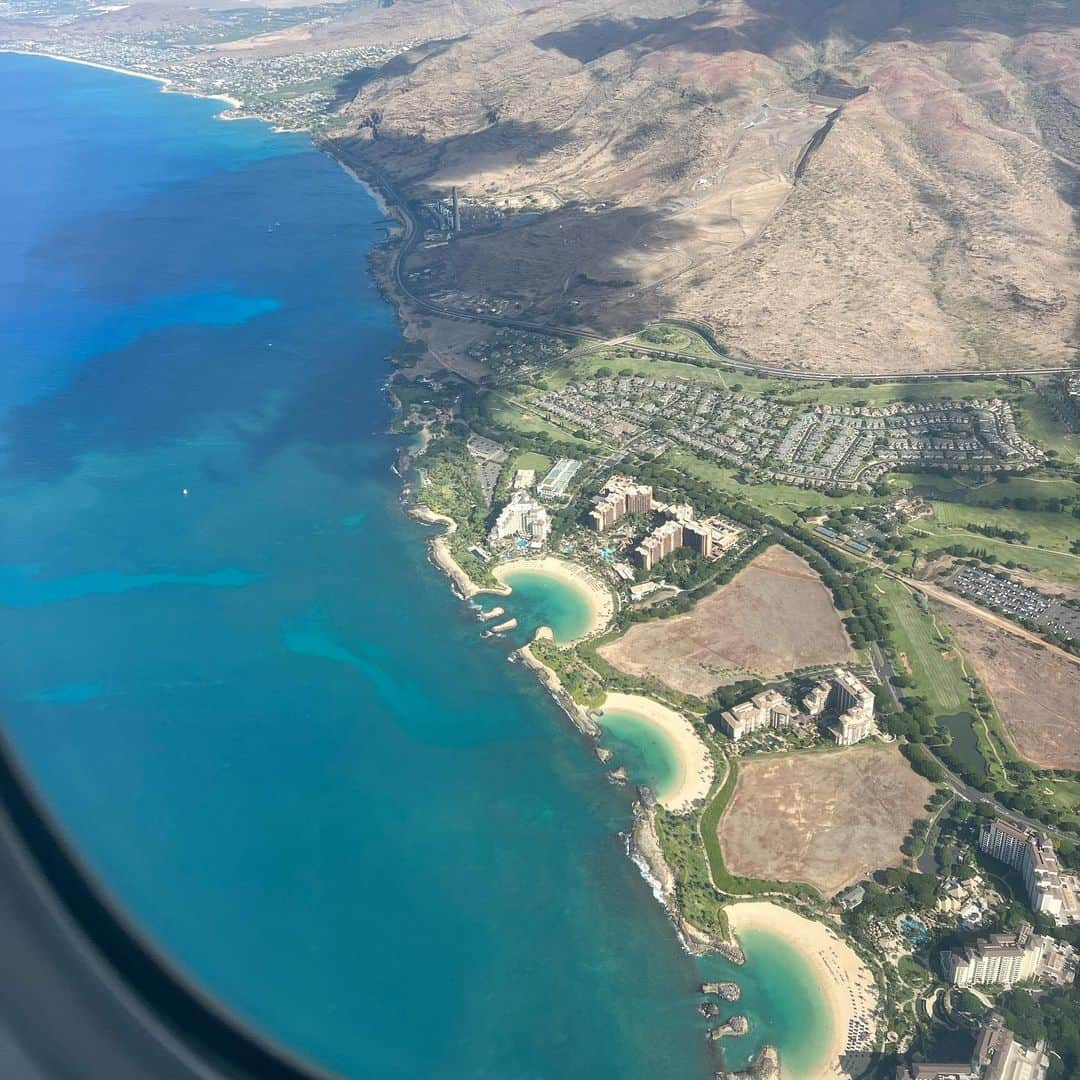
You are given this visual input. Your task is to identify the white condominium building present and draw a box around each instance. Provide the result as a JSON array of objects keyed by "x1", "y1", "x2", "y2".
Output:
[
  {"x1": 978, "y1": 820, "x2": 1080, "y2": 926},
  {"x1": 718, "y1": 689, "x2": 798, "y2": 741},
  {"x1": 943, "y1": 922, "x2": 1076, "y2": 989},
  {"x1": 488, "y1": 491, "x2": 551, "y2": 547},
  {"x1": 802, "y1": 668, "x2": 876, "y2": 746}
]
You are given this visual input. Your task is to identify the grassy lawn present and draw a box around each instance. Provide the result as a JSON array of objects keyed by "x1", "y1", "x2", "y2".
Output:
[
  {"x1": 510, "y1": 450, "x2": 552, "y2": 474},
  {"x1": 903, "y1": 503, "x2": 1080, "y2": 587},
  {"x1": 896, "y1": 473, "x2": 1080, "y2": 506},
  {"x1": 667, "y1": 447, "x2": 886, "y2": 523},
  {"x1": 879, "y1": 577, "x2": 969, "y2": 716},
  {"x1": 488, "y1": 396, "x2": 594, "y2": 446},
  {"x1": 1014, "y1": 390, "x2": 1080, "y2": 465}
]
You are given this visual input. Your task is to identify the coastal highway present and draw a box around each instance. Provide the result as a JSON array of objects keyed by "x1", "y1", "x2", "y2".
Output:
[
  {"x1": 0, "y1": 733, "x2": 337, "y2": 1080},
  {"x1": 345, "y1": 150, "x2": 1080, "y2": 384}
]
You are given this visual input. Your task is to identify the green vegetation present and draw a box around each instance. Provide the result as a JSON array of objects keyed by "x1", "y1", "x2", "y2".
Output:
[
  {"x1": 667, "y1": 448, "x2": 886, "y2": 523},
  {"x1": 417, "y1": 435, "x2": 497, "y2": 586},
  {"x1": 693, "y1": 759, "x2": 820, "y2": 900},
  {"x1": 997, "y1": 985, "x2": 1080, "y2": 1080},
  {"x1": 879, "y1": 578, "x2": 969, "y2": 717},
  {"x1": 530, "y1": 637, "x2": 605, "y2": 708},
  {"x1": 509, "y1": 450, "x2": 552, "y2": 474},
  {"x1": 652, "y1": 809, "x2": 730, "y2": 938}
]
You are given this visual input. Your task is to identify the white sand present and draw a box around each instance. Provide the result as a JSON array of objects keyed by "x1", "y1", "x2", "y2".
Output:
[
  {"x1": 598, "y1": 692, "x2": 714, "y2": 813},
  {"x1": 492, "y1": 557, "x2": 614, "y2": 642},
  {"x1": 724, "y1": 902, "x2": 879, "y2": 1080},
  {"x1": 5, "y1": 51, "x2": 245, "y2": 112}
]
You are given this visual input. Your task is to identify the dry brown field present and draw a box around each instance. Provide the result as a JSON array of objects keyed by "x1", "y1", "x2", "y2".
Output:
[
  {"x1": 718, "y1": 746, "x2": 936, "y2": 896},
  {"x1": 936, "y1": 604, "x2": 1080, "y2": 771},
  {"x1": 597, "y1": 546, "x2": 854, "y2": 696}
]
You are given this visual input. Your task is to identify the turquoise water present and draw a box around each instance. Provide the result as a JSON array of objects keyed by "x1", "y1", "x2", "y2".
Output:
[
  {"x1": 496, "y1": 566, "x2": 594, "y2": 644},
  {"x1": 0, "y1": 52, "x2": 835, "y2": 1080},
  {"x1": 0, "y1": 53, "x2": 711, "y2": 1079},
  {"x1": 597, "y1": 710, "x2": 680, "y2": 802},
  {"x1": 698, "y1": 928, "x2": 833, "y2": 1078}
]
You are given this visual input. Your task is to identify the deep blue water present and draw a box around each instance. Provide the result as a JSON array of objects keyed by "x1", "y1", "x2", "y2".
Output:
[{"x1": 0, "y1": 54, "x2": 713, "y2": 1078}]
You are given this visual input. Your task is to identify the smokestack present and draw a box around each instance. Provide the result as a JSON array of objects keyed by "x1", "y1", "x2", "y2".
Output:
[{"x1": 452, "y1": 187, "x2": 461, "y2": 234}]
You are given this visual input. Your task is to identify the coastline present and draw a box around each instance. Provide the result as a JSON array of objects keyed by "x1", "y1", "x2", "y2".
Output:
[
  {"x1": 4, "y1": 53, "x2": 726, "y2": 1080},
  {"x1": 597, "y1": 692, "x2": 713, "y2": 814},
  {"x1": 408, "y1": 505, "x2": 510, "y2": 601},
  {"x1": 724, "y1": 902, "x2": 878, "y2": 1080},
  {"x1": 492, "y1": 556, "x2": 614, "y2": 643},
  {"x1": 1, "y1": 49, "x2": 245, "y2": 114},
  {"x1": 517, "y1": 629, "x2": 601, "y2": 738}
]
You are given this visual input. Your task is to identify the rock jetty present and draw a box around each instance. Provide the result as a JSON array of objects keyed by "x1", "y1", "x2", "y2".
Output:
[
  {"x1": 715, "y1": 1045, "x2": 780, "y2": 1079},
  {"x1": 708, "y1": 1015, "x2": 749, "y2": 1041}
]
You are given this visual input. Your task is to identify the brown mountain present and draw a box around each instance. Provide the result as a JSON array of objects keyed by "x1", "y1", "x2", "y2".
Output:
[{"x1": 329, "y1": 0, "x2": 1079, "y2": 374}]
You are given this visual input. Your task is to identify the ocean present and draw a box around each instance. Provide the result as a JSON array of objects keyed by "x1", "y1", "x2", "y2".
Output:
[{"x1": 0, "y1": 52, "x2": 827, "y2": 1079}]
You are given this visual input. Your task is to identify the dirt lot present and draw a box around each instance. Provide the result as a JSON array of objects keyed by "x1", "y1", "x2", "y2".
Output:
[
  {"x1": 718, "y1": 746, "x2": 936, "y2": 896},
  {"x1": 598, "y1": 546, "x2": 854, "y2": 696},
  {"x1": 936, "y1": 604, "x2": 1080, "y2": 771}
]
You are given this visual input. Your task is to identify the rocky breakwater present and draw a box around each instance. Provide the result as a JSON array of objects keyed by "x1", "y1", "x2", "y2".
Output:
[
  {"x1": 708, "y1": 1015, "x2": 749, "y2": 1041},
  {"x1": 715, "y1": 1046, "x2": 780, "y2": 1080}
]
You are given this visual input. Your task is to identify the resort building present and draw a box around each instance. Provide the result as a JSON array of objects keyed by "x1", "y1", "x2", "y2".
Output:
[
  {"x1": 682, "y1": 521, "x2": 713, "y2": 557},
  {"x1": 942, "y1": 922, "x2": 1077, "y2": 989},
  {"x1": 634, "y1": 519, "x2": 683, "y2": 571},
  {"x1": 537, "y1": 458, "x2": 581, "y2": 500},
  {"x1": 803, "y1": 669, "x2": 876, "y2": 746},
  {"x1": 630, "y1": 501, "x2": 742, "y2": 570},
  {"x1": 488, "y1": 491, "x2": 551, "y2": 548},
  {"x1": 896, "y1": 1013, "x2": 1050, "y2": 1080},
  {"x1": 978, "y1": 820, "x2": 1080, "y2": 926},
  {"x1": 718, "y1": 689, "x2": 798, "y2": 741},
  {"x1": 587, "y1": 475, "x2": 653, "y2": 531}
]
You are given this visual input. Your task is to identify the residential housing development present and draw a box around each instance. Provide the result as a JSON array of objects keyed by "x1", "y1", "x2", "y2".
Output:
[
  {"x1": 978, "y1": 820, "x2": 1080, "y2": 926},
  {"x1": 533, "y1": 376, "x2": 1043, "y2": 492},
  {"x1": 896, "y1": 1013, "x2": 1050, "y2": 1080},
  {"x1": 942, "y1": 921, "x2": 1077, "y2": 989}
]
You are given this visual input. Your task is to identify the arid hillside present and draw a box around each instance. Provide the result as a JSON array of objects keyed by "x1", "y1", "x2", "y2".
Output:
[{"x1": 330, "y1": 0, "x2": 1080, "y2": 374}]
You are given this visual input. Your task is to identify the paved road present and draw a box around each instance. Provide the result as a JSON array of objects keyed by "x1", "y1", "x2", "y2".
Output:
[
  {"x1": 347, "y1": 151, "x2": 1080, "y2": 384},
  {"x1": 892, "y1": 572, "x2": 1080, "y2": 669},
  {"x1": 0, "y1": 736, "x2": 336, "y2": 1080}
]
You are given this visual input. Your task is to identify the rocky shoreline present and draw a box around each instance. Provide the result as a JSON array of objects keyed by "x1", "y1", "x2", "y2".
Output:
[
  {"x1": 628, "y1": 803, "x2": 744, "y2": 961},
  {"x1": 716, "y1": 1046, "x2": 781, "y2": 1080}
]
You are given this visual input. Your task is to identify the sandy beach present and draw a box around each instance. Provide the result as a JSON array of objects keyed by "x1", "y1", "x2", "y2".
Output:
[
  {"x1": 409, "y1": 505, "x2": 510, "y2": 600},
  {"x1": 597, "y1": 692, "x2": 714, "y2": 813},
  {"x1": 724, "y1": 902, "x2": 878, "y2": 1080},
  {"x1": 492, "y1": 557, "x2": 614, "y2": 642},
  {"x1": 4, "y1": 50, "x2": 245, "y2": 113}
]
